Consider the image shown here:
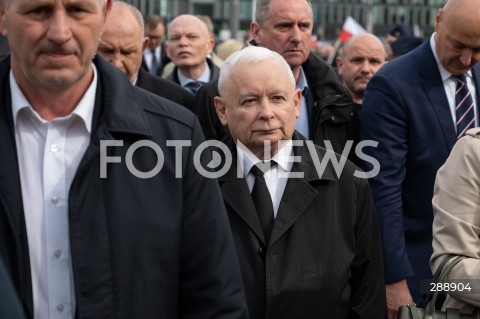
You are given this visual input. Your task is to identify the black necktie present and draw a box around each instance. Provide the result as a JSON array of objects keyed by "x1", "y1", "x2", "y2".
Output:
[
  {"x1": 250, "y1": 162, "x2": 274, "y2": 244},
  {"x1": 150, "y1": 49, "x2": 158, "y2": 74},
  {"x1": 453, "y1": 74, "x2": 475, "y2": 138},
  {"x1": 185, "y1": 81, "x2": 203, "y2": 95}
]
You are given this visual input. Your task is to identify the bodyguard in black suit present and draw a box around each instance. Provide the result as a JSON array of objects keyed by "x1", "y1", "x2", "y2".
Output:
[
  {"x1": 97, "y1": 2, "x2": 194, "y2": 109},
  {"x1": 213, "y1": 44, "x2": 386, "y2": 319},
  {"x1": 0, "y1": 0, "x2": 248, "y2": 318}
]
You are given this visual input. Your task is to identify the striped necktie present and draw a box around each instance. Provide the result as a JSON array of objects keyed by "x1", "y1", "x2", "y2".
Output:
[
  {"x1": 453, "y1": 74, "x2": 475, "y2": 138},
  {"x1": 185, "y1": 81, "x2": 203, "y2": 95}
]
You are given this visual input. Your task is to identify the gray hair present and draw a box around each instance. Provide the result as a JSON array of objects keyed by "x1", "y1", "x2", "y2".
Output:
[
  {"x1": 255, "y1": 0, "x2": 313, "y2": 25},
  {"x1": 111, "y1": 1, "x2": 145, "y2": 37},
  {"x1": 218, "y1": 46, "x2": 296, "y2": 97}
]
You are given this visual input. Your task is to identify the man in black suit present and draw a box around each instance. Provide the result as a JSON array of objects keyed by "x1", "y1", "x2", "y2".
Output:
[
  {"x1": 0, "y1": 0, "x2": 248, "y2": 318},
  {"x1": 141, "y1": 15, "x2": 170, "y2": 76},
  {"x1": 97, "y1": 1, "x2": 194, "y2": 109},
  {"x1": 213, "y1": 45, "x2": 386, "y2": 319}
]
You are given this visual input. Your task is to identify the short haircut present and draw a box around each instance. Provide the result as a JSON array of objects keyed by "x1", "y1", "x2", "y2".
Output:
[
  {"x1": 254, "y1": 0, "x2": 312, "y2": 25},
  {"x1": 218, "y1": 46, "x2": 295, "y2": 97},
  {"x1": 112, "y1": 1, "x2": 144, "y2": 37},
  {"x1": 145, "y1": 15, "x2": 165, "y2": 30}
]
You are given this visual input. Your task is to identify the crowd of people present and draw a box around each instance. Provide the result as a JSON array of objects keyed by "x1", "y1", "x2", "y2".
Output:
[{"x1": 0, "y1": 0, "x2": 479, "y2": 318}]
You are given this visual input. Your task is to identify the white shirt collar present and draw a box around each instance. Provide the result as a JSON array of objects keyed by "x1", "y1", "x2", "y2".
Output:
[
  {"x1": 11, "y1": 63, "x2": 98, "y2": 133},
  {"x1": 177, "y1": 61, "x2": 211, "y2": 87},
  {"x1": 237, "y1": 139, "x2": 294, "y2": 178}
]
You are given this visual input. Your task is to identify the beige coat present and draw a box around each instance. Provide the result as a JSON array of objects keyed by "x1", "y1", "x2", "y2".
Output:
[{"x1": 431, "y1": 128, "x2": 480, "y2": 313}]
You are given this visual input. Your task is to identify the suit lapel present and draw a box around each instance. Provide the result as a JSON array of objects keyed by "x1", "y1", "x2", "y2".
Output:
[
  {"x1": 0, "y1": 80, "x2": 24, "y2": 244},
  {"x1": 418, "y1": 41, "x2": 457, "y2": 150},
  {"x1": 270, "y1": 134, "x2": 335, "y2": 246},
  {"x1": 0, "y1": 58, "x2": 34, "y2": 317},
  {"x1": 219, "y1": 139, "x2": 265, "y2": 243},
  {"x1": 471, "y1": 64, "x2": 480, "y2": 124}
]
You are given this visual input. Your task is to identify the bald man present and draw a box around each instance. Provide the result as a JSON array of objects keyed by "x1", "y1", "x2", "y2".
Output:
[
  {"x1": 98, "y1": 1, "x2": 194, "y2": 108},
  {"x1": 164, "y1": 14, "x2": 220, "y2": 95},
  {"x1": 361, "y1": 0, "x2": 480, "y2": 317},
  {"x1": 337, "y1": 33, "x2": 386, "y2": 105}
]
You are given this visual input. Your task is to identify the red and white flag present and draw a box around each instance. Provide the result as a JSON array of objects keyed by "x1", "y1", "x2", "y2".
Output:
[{"x1": 338, "y1": 16, "x2": 366, "y2": 42}]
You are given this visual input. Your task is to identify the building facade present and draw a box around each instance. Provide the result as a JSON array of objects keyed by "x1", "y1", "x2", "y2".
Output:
[{"x1": 123, "y1": 0, "x2": 444, "y2": 40}]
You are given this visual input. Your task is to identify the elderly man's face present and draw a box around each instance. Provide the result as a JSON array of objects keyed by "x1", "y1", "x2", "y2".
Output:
[
  {"x1": 435, "y1": 4, "x2": 480, "y2": 75},
  {"x1": 98, "y1": 4, "x2": 146, "y2": 83},
  {"x1": 2, "y1": 0, "x2": 110, "y2": 90},
  {"x1": 215, "y1": 59, "x2": 301, "y2": 159},
  {"x1": 251, "y1": 0, "x2": 313, "y2": 72},
  {"x1": 165, "y1": 15, "x2": 213, "y2": 70}
]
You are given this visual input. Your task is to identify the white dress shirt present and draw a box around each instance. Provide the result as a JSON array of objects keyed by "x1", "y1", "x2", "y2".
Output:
[
  {"x1": 237, "y1": 140, "x2": 294, "y2": 217},
  {"x1": 12, "y1": 65, "x2": 97, "y2": 319},
  {"x1": 177, "y1": 61, "x2": 211, "y2": 87},
  {"x1": 430, "y1": 33, "x2": 478, "y2": 130},
  {"x1": 143, "y1": 45, "x2": 161, "y2": 72}
]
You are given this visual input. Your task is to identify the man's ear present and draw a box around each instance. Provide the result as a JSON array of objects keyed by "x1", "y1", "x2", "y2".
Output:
[
  {"x1": 293, "y1": 88, "x2": 302, "y2": 119},
  {"x1": 0, "y1": 2, "x2": 6, "y2": 36},
  {"x1": 100, "y1": 0, "x2": 113, "y2": 34},
  {"x1": 250, "y1": 21, "x2": 261, "y2": 45},
  {"x1": 141, "y1": 37, "x2": 149, "y2": 53},
  {"x1": 336, "y1": 57, "x2": 344, "y2": 76},
  {"x1": 214, "y1": 96, "x2": 228, "y2": 126}
]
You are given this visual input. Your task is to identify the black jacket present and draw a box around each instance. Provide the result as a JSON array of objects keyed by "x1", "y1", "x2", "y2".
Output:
[
  {"x1": 219, "y1": 132, "x2": 387, "y2": 319},
  {"x1": 0, "y1": 56, "x2": 248, "y2": 319},
  {"x1": 191, "y1": 52, "x2": 355, "y2": 155},
  {"x1": 136, "y1": 67, "x2": 195, "y2": 110}
]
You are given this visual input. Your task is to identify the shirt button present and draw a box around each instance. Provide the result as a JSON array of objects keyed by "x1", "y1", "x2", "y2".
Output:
[
  {"x1": 54, "y1": 250, "x2": 62, "y2": 259},
  {"x1": 50, "y1": 144, "x2": 58, "y2": 153},
  {"x1": 57, "y1": 304, "x2": 64, "y2": 312},
  {"x1": 51, "y1": 196, "x2": 59, "y2": 205}
]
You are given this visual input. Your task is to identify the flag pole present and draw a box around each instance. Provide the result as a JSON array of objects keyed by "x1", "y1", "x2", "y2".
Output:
[{"x1": 327, "y1": 38, "x2": 341, "y2": 66}]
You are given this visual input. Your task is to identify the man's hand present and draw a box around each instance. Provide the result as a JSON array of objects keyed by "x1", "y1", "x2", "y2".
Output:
[{"x1": 386, "y1": 280, "x2": 413, "y2": 319}]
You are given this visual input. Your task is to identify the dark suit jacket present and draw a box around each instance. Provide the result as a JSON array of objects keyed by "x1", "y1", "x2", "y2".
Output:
[
  {"x1": 136, "y1": 68, "x2": 194, "y2": 110},
  {"x1": 218, "y1": 132, "x2": 386, "y2": 319},
  {"x1": 0, "y1": 255, "x2": 26, "y2": 319},
  {"x1": 140, "y1": 43, "x2": 170, "y2": 76},
  {"x1": 361, "y1": 37, "x2": 480, "y2": 303},
  {"x1": 0, "y1": 56, "x2": 248, "y2": 319}
]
